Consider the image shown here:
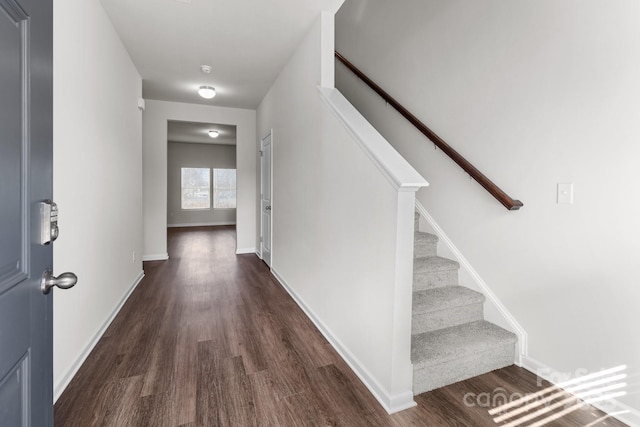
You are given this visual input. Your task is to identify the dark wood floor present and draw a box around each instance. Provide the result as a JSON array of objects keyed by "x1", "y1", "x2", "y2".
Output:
[{"x1": 55, "y1": 226, "x2": 627, "y2": 426}]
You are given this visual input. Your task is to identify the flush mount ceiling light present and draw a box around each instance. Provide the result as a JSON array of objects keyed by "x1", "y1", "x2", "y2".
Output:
[
  {"x1": 208, "y1": 130, "x2": 219, "y2": 138},
  {"x1": 198, "y1": 86, "x2": 216, "y2": 99}
]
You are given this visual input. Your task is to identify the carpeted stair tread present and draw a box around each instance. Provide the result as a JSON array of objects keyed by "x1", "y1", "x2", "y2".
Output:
[
  {"x1": 414, "y1": 256, "x2": 459, "y2": 274},
  {"x1": 415, "y1": 231, "x2": 438, "y2": 244},
  {"x1": 412, "y1": 320, "x2": 517, "y2": 368},
  {"x1": 412, "y1": 286, "x2": 485, "y2": 314},
  {"x1": 411, "y1": 210, "x2": 517, "y2": 393},
  {"x1": 414, "y1": 231, "x2": 439, "y2": 258}
]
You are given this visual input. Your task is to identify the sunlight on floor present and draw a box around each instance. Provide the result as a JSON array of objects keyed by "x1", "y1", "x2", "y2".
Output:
[{"x1": 488, "y1": 365, "x2": 629, "y2": 427}]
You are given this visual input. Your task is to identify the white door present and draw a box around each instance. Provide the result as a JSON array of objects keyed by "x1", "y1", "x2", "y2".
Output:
[{"x1": 260, "y1": 132, "x2": 272, "y2": 267}]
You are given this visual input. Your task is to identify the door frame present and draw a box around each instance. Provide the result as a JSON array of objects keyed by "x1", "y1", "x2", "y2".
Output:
[{"x1": 259, "y1": 129, "x2": 273, "y2": 266}]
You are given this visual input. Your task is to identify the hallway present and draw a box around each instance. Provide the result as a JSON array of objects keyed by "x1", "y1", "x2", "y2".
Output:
[{"x1": 54, "y1": 227, "x2": 626, "y2": 426}]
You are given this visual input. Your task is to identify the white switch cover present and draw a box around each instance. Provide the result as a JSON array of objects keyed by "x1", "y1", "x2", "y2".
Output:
[{"x1": 557, "y1": 183, "x2": 573, "y2": 204}]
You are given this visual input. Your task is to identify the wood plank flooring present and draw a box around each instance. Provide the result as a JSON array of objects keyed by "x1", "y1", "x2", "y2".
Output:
[{"x1": 54, "y1": 226, "x2": 627, "y2": 426}]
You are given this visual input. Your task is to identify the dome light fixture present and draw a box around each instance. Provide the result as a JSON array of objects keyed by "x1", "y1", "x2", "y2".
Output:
[
  {"x1": 208, "y1": 130, "x2": 219, "y2": 138},
  {"x1": 198, "y1": 85, "x2": 216, "y2": 99}
]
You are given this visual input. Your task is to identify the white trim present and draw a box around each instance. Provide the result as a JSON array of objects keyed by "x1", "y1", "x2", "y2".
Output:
[
  {"x1": 142, "y1": 253, "x2": 169, "y2": 261},
  {"x1": 390, "y1": 192, "x2": 418, "y2": 405},
  {"x1": 521, "y1": 355, "x2": 640, "y2": 427},
  {"x1": 271, "y1": 269, "x2": 416, "y2": 414},
  {"x1": 235, "y1": 248, "x2": 256, "y2": 255},
  {"x1": 319, "y1": 11, "x2": 335, "y2": 89},
  {"x1": 54, "y1": 271, "x2": 145, "y2": 402},
  {"x1": 167, "y1": 221, "x2": 236, "y2": 228},
  {"x1": 415, "y1": 200, "x2": 528, "y2": 360},
  {"x1": 317, "y1": 87, "x2": 428, "y2": 193}
]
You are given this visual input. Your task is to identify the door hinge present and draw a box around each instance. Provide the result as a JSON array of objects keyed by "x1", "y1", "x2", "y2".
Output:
[
  {"x1": 260, "y1": 150, "x2": 263, "y2": 157},
  {"x1": 260, "y1": 237, "x2": 263, "y2": 243}
]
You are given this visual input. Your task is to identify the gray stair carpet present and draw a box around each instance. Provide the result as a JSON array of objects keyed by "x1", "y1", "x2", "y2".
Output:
[
  {"x1": 413, "y1": 256, "x2": 460, "y2": 290},
  {"x1": 411, "y1": 212, "x2": 516, "y2": 395}
]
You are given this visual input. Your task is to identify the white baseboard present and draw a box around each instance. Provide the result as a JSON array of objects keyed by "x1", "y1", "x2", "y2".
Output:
[
  {"x1": 142, "y1": 253, "x2": 169, "y2": 261},
  {"x1": 271, "y1": 269, "x2": 416, "y2": 414},
  {"x1": 235, "y1": 247, "x2": 257, "y2": 255},
  {"x1": 414, "y1": 200, "x2": 528, "y2": 360},
  {"x1": 521, "y1": 355, "x2": 640, "y2": 427},
  {"x1": 54, "y1": 270, "x2": 145, "y2": 402},
  {"x1": 167, "y1": 221, "x2": 236, "y2": 228}
]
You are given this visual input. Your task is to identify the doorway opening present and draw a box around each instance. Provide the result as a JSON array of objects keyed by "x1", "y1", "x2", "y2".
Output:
[{"x1": 166, "y1": 120, "x2": 238, "y2": 241}]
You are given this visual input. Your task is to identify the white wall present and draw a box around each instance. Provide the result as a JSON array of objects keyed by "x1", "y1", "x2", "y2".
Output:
[
  {"x1": 336, "y1": 0, "x2": 640, "y2": 412},
  {"x1": 256, "y1": 12, "x2": 425, "y2": 413},
  {"x1": 167, "y1": 142, "x2": 237, "y2": 226},
  {"x1": 53, "y1": 0, "x2": 143, "y2": 399},
  {"x1": 143, "y1": 100, "x2": 256, "y2": 258}
]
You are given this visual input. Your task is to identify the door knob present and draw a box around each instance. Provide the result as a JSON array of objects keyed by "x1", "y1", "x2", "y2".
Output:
[{"x1": 41, "y1": 270, "x2": 78, "y2": 294}]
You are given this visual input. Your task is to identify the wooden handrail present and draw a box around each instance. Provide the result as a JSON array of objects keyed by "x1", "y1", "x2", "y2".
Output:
[{"x1": 335, "y1": 51, "x2": 523, "y2": 211}]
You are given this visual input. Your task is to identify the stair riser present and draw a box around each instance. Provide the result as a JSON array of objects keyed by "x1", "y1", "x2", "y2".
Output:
[
  {"x1": 414, "y1": 240, "x2": 437, "y2": 258},
  {"x1": 413, "y1": 270, "x2": 458, "y2": 290},
  {"x1": 412, "y1": 304, "x2": 484, "y2": 335},
  {"x1": 413, "y1": 343, "x2": 515, "y2": 394}
]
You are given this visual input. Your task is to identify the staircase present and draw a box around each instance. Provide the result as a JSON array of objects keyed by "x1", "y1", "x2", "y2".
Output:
[{"x1": 412, "y1": 212, "x2": 517, "y2": 394}]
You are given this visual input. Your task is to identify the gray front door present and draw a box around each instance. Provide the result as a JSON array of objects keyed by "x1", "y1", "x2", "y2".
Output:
[{"x1": 0, "y1": 0, "x2": 54, "y2": 425}]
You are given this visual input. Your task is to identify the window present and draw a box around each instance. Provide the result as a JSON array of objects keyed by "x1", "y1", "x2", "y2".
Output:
[
  {"x1": 180, "y1": 167, "x2": 236, "y2": 210},
  {"x1": 181, "y1": 167, "x2": 210, "y2": 209},
  {"x1": 213, "y1": 168, "x2": 237, "y2": 209}
]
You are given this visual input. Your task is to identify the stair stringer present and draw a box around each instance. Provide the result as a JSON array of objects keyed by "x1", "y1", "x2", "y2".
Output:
[{"x1": 414, "y1": 200, "x2": 528, "y2": 362}]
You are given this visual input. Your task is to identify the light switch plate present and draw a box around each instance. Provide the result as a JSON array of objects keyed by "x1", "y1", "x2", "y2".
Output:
[{"x1": 557, "y1": 183, "x2": 573, "y2": 204}]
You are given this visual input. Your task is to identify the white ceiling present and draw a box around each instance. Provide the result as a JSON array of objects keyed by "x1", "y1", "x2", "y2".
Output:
[
  {"x1": 168, "y1": 121, "x2": 236, "y2": 145},
  {"x1": 100, "y1": 0, "x2": 345, "y2": 109}
]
